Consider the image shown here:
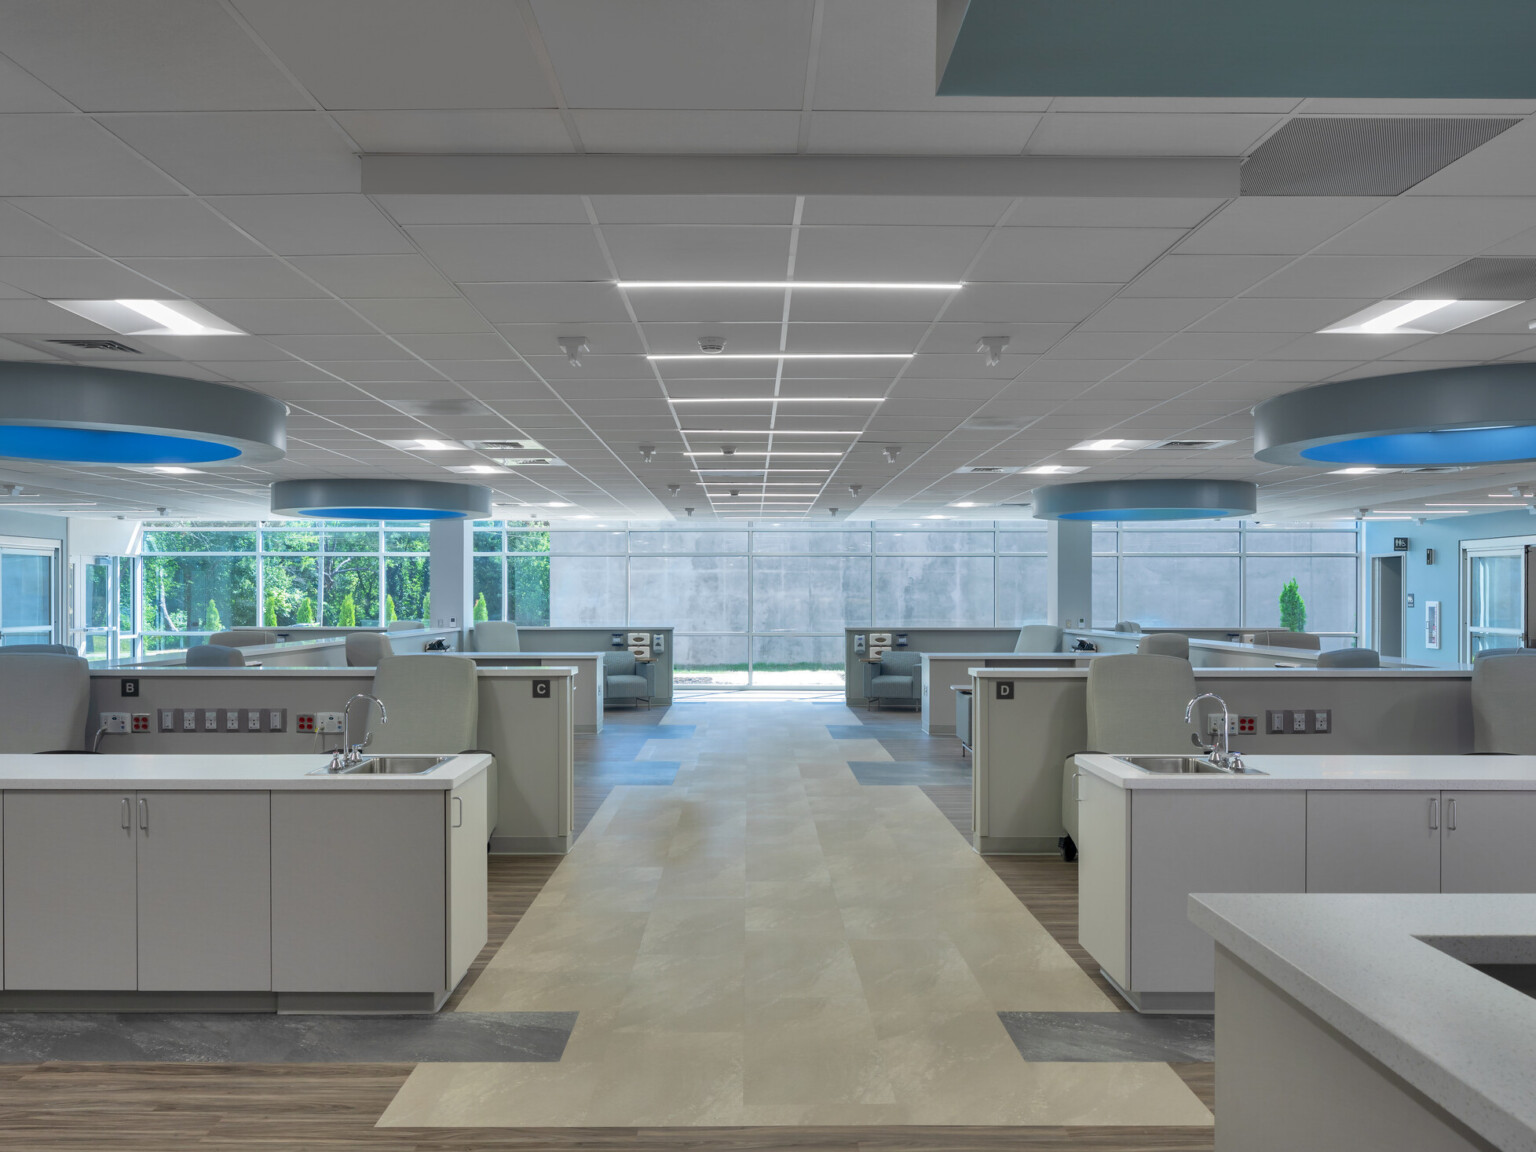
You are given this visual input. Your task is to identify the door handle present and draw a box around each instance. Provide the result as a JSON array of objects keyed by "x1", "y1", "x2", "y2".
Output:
[
  {"x1": 121, "y1": 797, "x2": 131, "y2": 830},
  {"x1": 138, "y1": 797, "x2": 148, "y2": 832},
  {"x1": 452, "y1": 795, "x2": 463, "y2": 828},
  {"x1": 1447, "y1": 798, "x2": 1457, "y2": 831},
  {"x1": 1428, "y1": 796, "x2": 1439, "y2": 830}
]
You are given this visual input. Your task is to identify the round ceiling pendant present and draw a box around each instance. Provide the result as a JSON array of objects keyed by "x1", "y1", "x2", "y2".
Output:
[
  {"x1": 0, "y1": 362, "x2": 285, "y2": 465},
  {"x1": 1032, "y1": 478, "x2": 1258, "y2": 521},
  {"x1": 270, "y1": 479, "x2": 492, "y2": 521},
  {"x1": 1253, "y1": 364, "x2": 1536, "y2": 468}
]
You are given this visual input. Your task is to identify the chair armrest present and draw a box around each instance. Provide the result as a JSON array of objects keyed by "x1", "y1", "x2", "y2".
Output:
[{"x1": 641, "y1": 661, "x2": 657, "y2": 695}]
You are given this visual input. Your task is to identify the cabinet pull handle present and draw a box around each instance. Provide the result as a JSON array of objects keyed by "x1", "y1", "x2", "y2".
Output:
[
  {"x1": 1073, "y1": 770, "x2": 1083, "y2": 803},
  {"x1": 138, "y1": 797, "x2": 148, "y2": 832},
  {"x1": 1429, "y1": 797, "x2": 1439, "y2": 830},
  {"x1": 1447, "y1": 798, "x2": 1457, "y2": 832},
  {"x1": 452, "y1": 795, "x2": 463, "y2": 828},
  {"x1": 121, "y1": 797, "x2": 131, "y2": 830}
]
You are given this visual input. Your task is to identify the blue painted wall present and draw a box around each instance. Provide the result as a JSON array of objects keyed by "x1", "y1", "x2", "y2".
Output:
[{"x1": 1363, "y1": 508, "x2": 1536, "y2": 665}]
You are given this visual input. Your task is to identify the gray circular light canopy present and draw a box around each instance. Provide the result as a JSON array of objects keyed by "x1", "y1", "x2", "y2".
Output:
[
  {"x1": 1253, "y1": 364, "x2": 1536, "y2": 468},
  {"x1": 1032, "y1": 479, "x2": 1258, "y2": 521},
  {"x1": 271, "y1": 478, "x2": 492, "y2": 521},
  {"x1": 0, "y1": 362, "x2": 286, "y2": 465}
]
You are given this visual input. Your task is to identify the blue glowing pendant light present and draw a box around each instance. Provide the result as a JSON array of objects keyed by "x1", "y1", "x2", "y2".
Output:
[
  {"x1": 270, "y1": 479, "x2": 492, "y2": 521},
  {"x1": 1253, "y1": 364, "x2": 1536, "y2": 468},
  {"x1": 0, "y1": 362, "x2": 285, "y2": 465},
  {"x1": 1032, "y1": 478, "x2": 1258, "y2": 521}
]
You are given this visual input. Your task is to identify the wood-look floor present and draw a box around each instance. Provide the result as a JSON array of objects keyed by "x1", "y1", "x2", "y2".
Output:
[{"x1": 0, "y1": 701, "x2": 1214, "y2": 1151}]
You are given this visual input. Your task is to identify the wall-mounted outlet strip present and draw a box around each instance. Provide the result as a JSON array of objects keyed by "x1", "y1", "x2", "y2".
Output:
[
  {"x1": 315, "y1": 712, "x2": 344, "y2": 734},
  {"x1": 99, "y1": 712, "x2": 130, "y2": 734}
]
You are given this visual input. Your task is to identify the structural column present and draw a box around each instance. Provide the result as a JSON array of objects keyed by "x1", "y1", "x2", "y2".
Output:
[
  {"x1": 428, "y1": 519, "x2": 473, "y2": 637},
  {"x1": 1046, "y1": 520, "x2": 1093, "y2": 630}
]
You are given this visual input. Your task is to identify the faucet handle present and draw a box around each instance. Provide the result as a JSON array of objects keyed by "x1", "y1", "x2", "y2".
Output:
[{"x1": 1190, "y1": 731, "x2": 1214, "y2": 752}]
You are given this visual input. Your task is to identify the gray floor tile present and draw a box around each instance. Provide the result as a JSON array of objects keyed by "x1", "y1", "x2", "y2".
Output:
[
  {"x1": 998, "y1": 1011, "x2": 1214, "y2": 1063},
  {"x1": 847, "y1": 760, "x2": 973, "y2": 786}
]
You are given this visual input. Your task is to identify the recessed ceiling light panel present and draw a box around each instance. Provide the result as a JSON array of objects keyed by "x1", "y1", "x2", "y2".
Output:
[
  {"x1": 50, "y1": 299, "x2": 243, "y2": 336},
  {"x1": 1320, "y1": 298, "x2": 1521, "y2": 335},
  {"x1": 1068, "y1": 438, "x2": 1159, "y2": 452}
]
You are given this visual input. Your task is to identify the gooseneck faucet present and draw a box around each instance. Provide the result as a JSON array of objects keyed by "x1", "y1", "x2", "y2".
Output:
[
  {"x1": 1185, "y1": 691, "x2": 1244, "y2": 771},
  {"x1": 332, "y1": 693, "x2": 387, "y2": 770}
]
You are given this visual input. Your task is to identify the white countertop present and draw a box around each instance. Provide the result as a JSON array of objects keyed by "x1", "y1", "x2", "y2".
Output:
[
  {"x1": 921, "y1": 650, "x2": 1090, "y2": 661},
  {"x1": 88, "y1": 666, "x2": 576, "y2": 679},
  {"x1": 1076, "y1": 752, "x2": 1536, "y2": 790},
  {"x1": 1190, "y1": 892, "x2": 1536, "y2": 1152},
  {"x1": 0, "y1": 752, "x2": 491, "y2": 790},
  {"x1": 969, "y1": 666, "x2": 1472, "y2": 680}
]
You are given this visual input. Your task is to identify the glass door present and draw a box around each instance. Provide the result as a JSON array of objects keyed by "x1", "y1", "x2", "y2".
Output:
[
  {"x1": 1463, "y1": 540, "x2": 1530, "y2": 658},
  {"x1": 0, "y1": 541, "x2": 58, "y2": 646}
]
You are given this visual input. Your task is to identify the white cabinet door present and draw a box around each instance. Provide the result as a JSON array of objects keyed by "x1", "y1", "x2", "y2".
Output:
[
  {"x1": 271, "y1": 791, "x2": 446, "y2": 993},
  {"x1": 1306, "y1": 791, "x2": 1441, "y2": 893},
  {"x1": 136, "y1": 791, "x2": 271, "y2": 991},
  {"x1": 447, "y1": 771, "x2": 489, "y2": 988},
  {"x1": 1076, "y1": 767, "x2": 1130, "y2": 987},
  {"x1": 3, "y1": 791, "x2": 137, "y2": 990},
  {"x1": 1441, "y1": 791, "x2": 1536, "y2": 893}
]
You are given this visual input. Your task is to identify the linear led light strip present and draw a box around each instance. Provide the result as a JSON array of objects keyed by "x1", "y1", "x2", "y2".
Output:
[
  {"x1": 683, "y1": 429, "x2": 861, "y2": 436},
  {"x1": 684, "y1": 451, "x2": 844, "y2": 458},
  {"x1": 651, "y1": 353, "x2": 911, "y2": 361},
  {"x1": 669, "y1": 397, "x2": 883, "y2": 404},
  {"x1": 617, "y1": 281, "x2": 962, "y2": 290}
]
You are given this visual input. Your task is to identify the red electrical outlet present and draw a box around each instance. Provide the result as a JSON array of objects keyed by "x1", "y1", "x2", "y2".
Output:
[
  {"x1": 296, "y1": 714, "x2": 316, "y2": 733},
  {"x1": 131, "y1": 714, "x2": 151, "y2": 733},
  {"x1": 1237, "y1": 715, "x2": 1257, "y2": 735}
]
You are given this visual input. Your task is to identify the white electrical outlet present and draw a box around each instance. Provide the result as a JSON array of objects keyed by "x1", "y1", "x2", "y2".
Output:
[
  {"x1": 1207, "y1": 714, "x2": 1239, "y2": 735},
  {"x1": 315, "y1": 712, "x2": 344, "y2": 734},
  {"x1": 203, "y1": 709, "x2": 219, "y2": 732},
  {"x1": 99, "y1": 712, "x2": 130, "y2": 734},
  {"x1": 159, "y1": 709, "x2": 176, "y2": 732},
  {"x1": 267, "y1": 708, "x2": 285, "y2": 732},
  {"x1": 181, "y1": 709, "x2": 196, "y2": 732},
  {"x1": 225, "y1": 709, "x2": 240, "y2": 731},
  {"x1": 246, "y1": 710, "x2": 261, "y2": 732}
]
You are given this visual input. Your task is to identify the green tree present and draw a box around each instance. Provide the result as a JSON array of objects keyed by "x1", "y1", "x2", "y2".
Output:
[
  {"x1": 297, "y1": 597, "x2": 315, "y2": 624},
  {"x1": 422, "y1": 590, "x2": 431, "y2": 623},
  {"x1": 1279, "y1": 578, "x2": 1307, "y2": 632},
  {"x1": 205, "y1": 598, "x2": 222, "y2": 633},
  {"x1": 385, "y1": 594, "x2": 398, "y2": 622},
  {"x1": 473, "y1": 592, "x2": 488, "y2": 622},
  {"x1": 263, "y1": 591, "x2": 278, "y2": 627},
  {"x1": 338, "y1": 592, "x2": 357, "y2": 627}
]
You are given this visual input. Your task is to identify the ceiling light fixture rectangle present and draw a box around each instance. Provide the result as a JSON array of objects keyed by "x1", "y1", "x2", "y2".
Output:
[
  {"x1": 381, "y1": 438, "x2": 462, "y2": 451},
  {"x1": 50, "y1": 299, "x2": 243, "y2": 336},
  {"x1": 1068, "y1": 438, "x2": 1158, "y2": 452},
  {"x1": 650, "y1": 353, "x2": 912, "y2": 361},
  {"x1": 617, "y1": 281, "x2": 962, "y2": 291},
  {"x1": 1320, "y1": 298, "x2": 1522, "y2": 335},
  {"x1": 1025, "y1": 465, "x2": 1088, "y2": 475},
  {"x1": 445, "y1": 464, "x2": 510, "y2": 474},
  {"x1": 683, "y1": 451, "x2": 845, "y2": 457}
]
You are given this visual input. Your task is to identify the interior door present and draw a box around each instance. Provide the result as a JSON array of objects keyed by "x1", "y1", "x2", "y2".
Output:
[{"x1": 1372, "y1": 555, "x2": 1403, "y2": 658}]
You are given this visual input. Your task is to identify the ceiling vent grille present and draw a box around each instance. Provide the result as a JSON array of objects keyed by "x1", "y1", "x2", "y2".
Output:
[
  {"x1": 395, "y1": 399, "x2": 493, "y2": 417},
  {"x1": 1403, "y1": 257, "x2": 1536, "y2": 300},
  {"x1": 491, "y1": 456, "x2": 565, "y2": 467},
  {"x1": 1149, "y1": 439, "x2": 1232, "y2": 451},
  {"x1": 954, "y1": 465, "x2": 1021, "y2": 474},
  {"x1": 1240, "y1": 117, "x2": 1519, "y2": 196},
  {"x1": 470, "y1": 439, "x2": 544, "y2": 452},
  {"x1": 47, "y1": 338, "x2": 140, "y2": 353}
]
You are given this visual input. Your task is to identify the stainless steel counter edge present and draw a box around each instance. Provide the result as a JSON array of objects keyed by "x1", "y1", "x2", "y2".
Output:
[
  {"x1": 1074, "y1": 752, "x2": 1536, "y2": 790},
  {"x1": 0, "y1": 752, "x2": 492, "y2": 790},
  {"x1": 1189, "y1": 892, "x2": 1536, "y2": 1152}
]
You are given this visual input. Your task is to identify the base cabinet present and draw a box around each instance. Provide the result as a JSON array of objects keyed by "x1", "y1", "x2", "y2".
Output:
[
  {"x1": 1306, "y1": 791, "x2": 1441, "y2": 894},
  {"x1": 1440, "y1": 791, "x2": 1536, "y2": 893}
]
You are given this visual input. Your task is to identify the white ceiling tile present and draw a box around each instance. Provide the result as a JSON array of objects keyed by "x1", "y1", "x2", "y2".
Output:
[
  {"x1": 497, "y1": 322, "x2": 645, "y2": 357},
  {"x1": 573, "y1": 110, "x2": 799, "y2": 153},
  {"x1": 0, "y1": 55, "x2": 72, "y2": 112},
  {"x1": 0, "y1": 0, "x2": 304, "y2": 111},
  {"x1": 785, "y1": 290, "x2": 951, "y2": 324},
  {"x1": 1026, "y1": 113, "x2": 1281, "y2": 157},
  {"x1": 0, "y1": 202, "x2": 93, "y2": 257},
  {"x1": 920, "y1": 322, "x2": 1074, "y2": 355},
  {"x1": 208, "y1": 194, "x2": 413, "y2": 255},
  {"x1": 1316, "y1": 197, "x2": 1536, "y2": 256},
  {"x1": 1191, "y1": 297, "x2": 1377, "y2": 333},
  {"x1": 334, "y1": 110, "x2": 572, "y2": 153},
  {"x1": 265, "y1": 334, "x2": 411, "y2": 360},
  {"x1": 794, "y1": 226, "x2": 990, "y2": 281},
  {"x1": 590, "y1": 196, "x2": 795, "y2": 225},
  {"x1": 0, "y1": 256, "x2": 167, "y2": 297},
  {"x1": 970, "y1": 227, "x2": 1184, "y2": 284},
  {"x1": 405, "y1": 224, "x2": 610, "y2": 282},
  {"x1": 101, "y1": 112, "x2": 360, "y2": 195},
  {"x1": 309, "y1": 360, "x2": 447, "y2": 383},
  {"x1": 1142, "y1": 331, "x2": 1293, "y2": 359},
  {"x1": 1382, "y1": 334, "x2": 1536, "y2": 361},
  {"x1": 1076, "y1": 298, "x2": 1222, "y2": 331},
  {"x1": 230, "y1": 0, "x2": 554, "y2": 109},
  {"x1": 0, "y1": 298, "x2": 112, "y2": 332},
  {"x1": 806, "y1": 111, "x2": 1039, "y2": 154},
  {"x1": 626, "y1": 286, "x2": 784, "y2": 324},
  {"x1": 462, "y1": 281, "x2": 632, "y2": 324},
  {"x1": 1120, "y1": 255, "x2": 1292, "y2": 297},
  {"x1": 1003, "y1": 198, "x2": 1224, "y2": 229},
  {"x1": 1040, "y1": 331, "x2": 1169, "y2": 360},
  {"x1": 13, "y1": 196, "x2": 263, "y2": 257},
  {"x1": 530, "y1": 0, "x2": 814, "y2": 110},
  {"x1": 0, "y1": 115, "x2": 176, "y2": 196},
  {"x1": 797, "y1": 197, "x2": 1010, "y2": 227},
  {"x1": 1051, "y1": 97, "x2": 1300, "y2": 113},
  {"x1": 602, "y1": 225, "x2": 790, "y2": 280},
  {"x1": 374, "y1": 196, "x2": 586, "y2": 227},
  {"x1": 1243, "y1": 256, "x2": 1459, "y2": 299},
  {"x1": 348, "y1": 298, "x2": 494, "y2": 334},
  {"x1": 287, "y1": 255, "x2": 458, "y2": 297},
  {"x1": 1267, "y1": 333, "x2": 1427, "y2": 360},
  {"x1": 199, "y1": 298, "x2": 373, "y2": 335},
  {"x1": 136, "y1": 333, "x2": 286, "y2": 360},
  {"x1": 123, "y1": 256, "x2": 324, "y2": 299},
  {"x1": 201, "y1": 359, "x2": 335, "y2": 382},
  {"x1": 1176, "y1": 197, "x2": 1386, "y2": 255},
  {"x1": 784, "y1": 322, "x2": 930, "y2": 353},
  {"x1": 947, "y1": 283, "x2": 1119, "y2": 323}
]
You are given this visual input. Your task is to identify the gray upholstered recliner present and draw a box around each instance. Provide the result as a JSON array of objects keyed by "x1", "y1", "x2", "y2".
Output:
[
  {"x1": 1248, "y1": 629, "x2": 1322, "y2": 650},
  {"x1": 1113, "y1": 620, "x2": 1142, "y2": 633},
  {"x1": 1472, "y1": 653, "x2": 1536, "y2": 753},
  {"x1": 186, "y1": 643, "x2": 246, "y2": 667},
  {"x1": 345, "y1": 631, "x2": 393, "y2": 667},
  {"x1": 1316, "y1": 647, "x2": 1380, "y2": 668},
  {"x1": 1015, "y1": 624, "x2": 1063, "y2": 653},
  {"x1": 0, "y1": 653, "x2": 91, "y2": 752},
  {"x1": 1137, "y1": 632, "x2": 1189, "y2": 659},
  {"x1": 604, "y1": 650, "x2": 655, "y2": 708},
  {"x1": 209, "y1": 629, "x2": 277, "y2": 647},
  {"x1": 866, "y1": 650, "x2": 922, "y2": 710},
  {"x1": 1063, "y1": 653, "x2": 1200, "y2": 854},
  {"x1": 386, "y1": 620, "x2": 424, "y2": 632},
  {"x1": 2, "y1": 643, "x2": 79, "y2": 655},
  {"x1": 474, "y1": 621, "x2": 521, "y2": 651}
]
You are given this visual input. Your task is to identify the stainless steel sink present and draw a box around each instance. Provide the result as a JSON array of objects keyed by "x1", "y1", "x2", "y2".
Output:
[
  {"x1": 1113, "y1": 754, "x2": 1265, "y2": 775},
  {"x1": 310, "y1": 754, "x2": 450, "y2": 776}
]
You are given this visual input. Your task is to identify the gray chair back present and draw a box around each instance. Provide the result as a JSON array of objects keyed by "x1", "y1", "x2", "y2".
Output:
[
  {"x1": 1472, "y1": 653, "x2": 1536, "y2": 753},
  {"x1": 345, "y1": 632, "x2": 394, "y2": 667},
  {"x1": 1015, "y1": 624, "x2": 1063, "y2": 653},
  {"x1": 0, "y1": 653, "x2": 90, "y2": 752},
  {"x1": 186, "y1": 644, "x2": 246, "y2": 667},
  {"x1": 1474, "y1": 646, "x2": 1528, "y2": 660},
  {"x1": 368, "y1": 655, "x2": 479, "y2": 754},
  {"x1": 603, "y1": 650, "x2": 637, "y2": 676},
  {"x1": 1137, "y1": 632, "x2": 1189, "y2": 659},
  {"x1": 1086, "y1": 653, "x2": 1200, "y2": 754},
  {"x1": 877, "y1": 650, "x2": 921, "y2": 677},
  {"x1": 209, "y1": 629, "x2": 277, "y2": 647},
  {"x1": 1249, "y1": 629, "x2": 1322, "y2": 651},
  {"x1": 386, "y1": 620, "x2": 424, "y2": 632},
  {"x1": 1113, "y1": 620, "x2": 1142, "y2": 633},
  {"x1": 1316, "y1": 647, "x2": 1380, "y2": 669},
  {"x1": 1, "y1": 643, "x2": 78, "y2": 655},
  {"x1": 475, "y1": 621, "x2": 521, "y2": 652}
]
